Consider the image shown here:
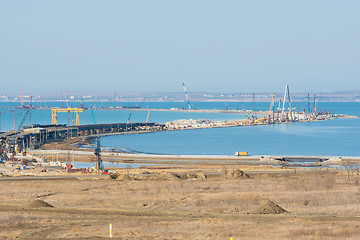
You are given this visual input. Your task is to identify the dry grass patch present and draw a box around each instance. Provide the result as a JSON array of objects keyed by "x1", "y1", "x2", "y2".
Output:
[{"x1": 1, "y1": 167, "x2": 360, "y2": 239}]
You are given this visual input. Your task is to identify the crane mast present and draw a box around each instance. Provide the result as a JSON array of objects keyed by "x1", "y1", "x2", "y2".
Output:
[
  {"x1": 281, "y1": 85, "x2": 293, "y2": 121},
  {"x1": 269, "y1": 93, "x2": 275, "y2": 112},
  {"x1": 281, "y1": 85, "x2": 287, "y2": 115}
]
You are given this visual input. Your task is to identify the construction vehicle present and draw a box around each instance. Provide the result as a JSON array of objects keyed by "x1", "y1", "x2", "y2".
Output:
[
  {"x1": 254, "y1": 117, "x2": 267, "y2": 124},
  {"x1": 0, "y1": 109, "x2": 30, "y2": 163},
  {"x1": 235, "y1": 152, "x2": 248, "y2": 156}
]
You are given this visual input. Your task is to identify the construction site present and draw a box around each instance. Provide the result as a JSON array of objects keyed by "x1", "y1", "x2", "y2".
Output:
[
  {"x1": 0, "y1": 84, "x2": 357, "y2": 177},
  {"x1": 0, "y1": 85, "x2": 360, "y2": 239},
  {"x1": 2, "y1": 0, "x2": 360, "y2": 237}
]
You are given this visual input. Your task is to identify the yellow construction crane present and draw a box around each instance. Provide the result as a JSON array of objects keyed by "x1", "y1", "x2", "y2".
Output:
[
  {"x1": 254, "y1": 117, "x2": 267, "y2": 124},
  {"x1": 51, "y1": 108, "x2": 84, "y2": 125}
]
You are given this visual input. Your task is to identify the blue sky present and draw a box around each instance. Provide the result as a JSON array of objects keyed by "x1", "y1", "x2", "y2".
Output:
[{"x1": 0, "y1": 1, "x2": 359, "y2": 93}]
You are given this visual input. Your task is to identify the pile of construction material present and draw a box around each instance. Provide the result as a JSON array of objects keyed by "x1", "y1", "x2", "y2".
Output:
[{"x1": 166, "y1": 119, "x2": 217, "y2": 129}]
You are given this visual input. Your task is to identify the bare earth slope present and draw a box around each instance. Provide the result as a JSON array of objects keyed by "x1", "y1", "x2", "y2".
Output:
[{"x1": 0, "y1": 168, "x2": 360, "y2": 239}]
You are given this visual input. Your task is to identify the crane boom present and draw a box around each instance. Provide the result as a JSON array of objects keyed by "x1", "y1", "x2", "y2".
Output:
[
  {"x1": 91, "y1": 105, "x2": 96, "y2": 124},
  {"x1": 127, "y1": 112, "x2": 132, "y2": 124},
  {"x1": 287, "y1": 85, "x2": 293, "y2": 121},
  {"x1": 146, "y1": 109, "x2": 150, "y2": 123},
  {"x1": 17, "y1": 109, "x2": 30, "y2": 132},
  {"x1": 62, "y1": 87, "x2": 70, "y2": 108},
  {"x1": 282, "y1": 85, "x2": 287, "y2": 115},
  {"x1": 0, "y1": 109, "x2": 30, "y2": 162},
  {"x1": 182, "y1": 83, "x2": 191, "y2": 110}
]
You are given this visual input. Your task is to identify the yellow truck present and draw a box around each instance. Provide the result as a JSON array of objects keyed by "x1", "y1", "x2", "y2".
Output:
[{"x1": 235, "y1": 152, "x2": 248, "y2": 156}]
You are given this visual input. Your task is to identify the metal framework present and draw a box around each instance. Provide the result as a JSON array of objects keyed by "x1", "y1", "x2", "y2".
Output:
[
  {"x1": 281, "y1": 85, "x2": 293, "y2": 121},
  {"x1": 51, "y1": 108, "x2": 84, "y2": 125}
]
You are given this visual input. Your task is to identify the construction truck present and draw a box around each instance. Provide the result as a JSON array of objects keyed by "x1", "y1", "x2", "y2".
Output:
[{"x1": 235, "y1": 152, "x2": 248, "y2": 156}]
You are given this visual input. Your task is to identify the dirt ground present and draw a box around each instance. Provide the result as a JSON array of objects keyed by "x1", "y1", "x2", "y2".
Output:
[{"x1": 1, "y1": 165, "x2": 360, "y2": 240}]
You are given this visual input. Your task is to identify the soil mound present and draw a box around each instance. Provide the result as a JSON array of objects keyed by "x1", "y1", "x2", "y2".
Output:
[
  {"x1": 196, "y1": 172, "x2": 207, "y2": 179},
  {"x1": 116, "y1": 173, "x2": 131, "y2": 181},
  {"x1": 180, "y1": 173, "x2": 197, "y2": 180},
  {"x1": 251, "y1": 200, "x2": 287, "y2": 214},
  {"x1": 156, "y1": 172, "x2": 180, "y2": 180},
  {"x1": 227, "y1": 169, "x2": 250, "y2": 179},
  {"x1": 107, "y1": 172, "x2": 119, "y2": 180},
  {"x1": 27, "y1": 200, "x2": 54, "y2": 208}
]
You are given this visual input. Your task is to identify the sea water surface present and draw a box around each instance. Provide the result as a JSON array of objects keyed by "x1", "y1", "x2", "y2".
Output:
[
  {"x1": 1, "y1": 101, "x2": 359, "y2": 156},
  {"x1": 100, "y1": 102, "x2": 360, "y2": 156}
]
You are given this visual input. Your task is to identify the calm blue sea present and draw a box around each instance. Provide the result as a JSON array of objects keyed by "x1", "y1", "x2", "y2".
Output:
[{"x1": 1, "y1": 101, "x2": 359, "y2": 156}]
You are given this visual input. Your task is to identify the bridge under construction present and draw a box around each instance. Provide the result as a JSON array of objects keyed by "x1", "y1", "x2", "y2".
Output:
[
  {"x1": 0, "y1": 122, "x2": 164, "y2": 157},
  {"x1": 0, "y1": 85, "x2": 356, "y2": 163}
]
